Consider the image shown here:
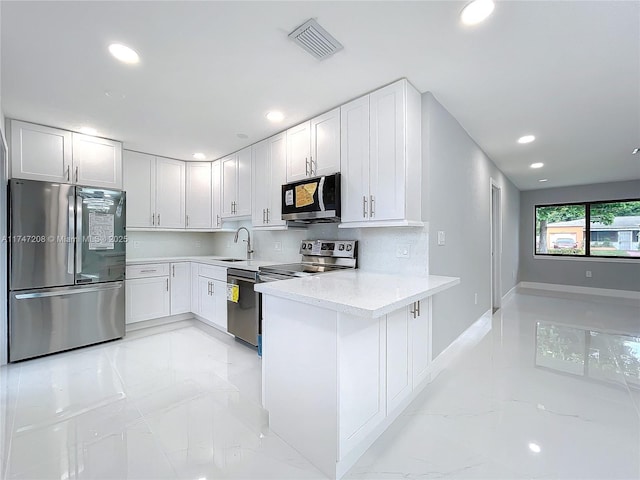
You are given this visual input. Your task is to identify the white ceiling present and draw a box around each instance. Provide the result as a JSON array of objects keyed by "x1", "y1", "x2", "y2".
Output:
[{"x1": 2, "y1": 1, "x2": 639, "y2": 191}]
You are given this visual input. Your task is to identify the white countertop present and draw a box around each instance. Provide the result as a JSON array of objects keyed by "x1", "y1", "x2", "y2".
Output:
[
  {"x1": 126, "y1": 256, "x2": 280, "y2": 272},
  {"x1": 255, "y1": 270, "x2": 460, "y2": 318}
]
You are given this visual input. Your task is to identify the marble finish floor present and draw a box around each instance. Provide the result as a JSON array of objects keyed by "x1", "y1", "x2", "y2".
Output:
[{"x1": 1, "y1": 292, "x2": 639, "y2": 479}]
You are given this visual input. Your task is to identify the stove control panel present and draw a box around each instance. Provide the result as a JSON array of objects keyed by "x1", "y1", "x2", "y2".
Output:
[{"x1": 299, "y1": 240, "x2": 357, "y2": 258}]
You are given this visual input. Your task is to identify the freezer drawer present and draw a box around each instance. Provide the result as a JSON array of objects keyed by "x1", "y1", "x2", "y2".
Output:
[{"x1": 9, "y1": 282, "x2": 125, "y2": 362}]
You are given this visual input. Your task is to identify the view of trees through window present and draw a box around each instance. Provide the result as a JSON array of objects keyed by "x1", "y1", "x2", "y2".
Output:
[{"x1": 535, "y1": 199, "x2": 640, "y2": 258}]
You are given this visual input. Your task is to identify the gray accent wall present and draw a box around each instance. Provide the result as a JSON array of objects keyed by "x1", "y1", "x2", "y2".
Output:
[
  {"x1": 520, "y1": 180, "x2": 640, "y2": 292},
  {"x1": 423, "y1": 93, "x2": 521, "y2": 358}
]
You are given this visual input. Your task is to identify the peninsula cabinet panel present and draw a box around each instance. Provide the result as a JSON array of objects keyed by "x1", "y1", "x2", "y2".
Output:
[
  {"x1": 411, "y1": 298, "x2": 431, "y2": 386},
  {"x1": 386, "y1": 307, "x2": 412, "y2": 414}
]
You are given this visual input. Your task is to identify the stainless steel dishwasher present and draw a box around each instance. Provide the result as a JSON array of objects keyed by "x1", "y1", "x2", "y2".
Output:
[{"x1": 226, "y1": 268, "x2": 260, "y2": 347}]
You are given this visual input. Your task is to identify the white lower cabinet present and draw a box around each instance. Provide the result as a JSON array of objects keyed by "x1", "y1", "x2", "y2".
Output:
[
  {"x1": 170, "y1": 262, "x2": 191, "y2": 315},
  {"x1": 410, "y1": 298, "x2": 431, "y2": 386},
  {"x1": 197, "y1": 276, "x2": 227, "y2": 331},
  {"x1": 126, "y1": 263, "x2": 171, "y2": 323}
]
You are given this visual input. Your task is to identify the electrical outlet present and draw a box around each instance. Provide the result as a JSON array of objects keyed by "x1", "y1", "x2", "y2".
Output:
[
  {"x1": 437, "y1": 231, "x2": 446, "y2": 246},
  {"x1": 396, "y1": 244, "x2": 410, "y2": 258},
  {"x1": 586, "y1": 270, "x2": 592, "y2": 278},
  {"x1": 474, "y1": 293, "x2": 478, "y2": 305},
  {"x1": 274, "y1": 241, "x2": 282, "y2": 251},
  {"x1": 133, "y1": 241, "x2": 141, "y2": 249}
]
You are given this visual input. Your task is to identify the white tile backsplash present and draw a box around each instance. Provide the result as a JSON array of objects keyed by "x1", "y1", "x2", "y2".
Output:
[{"x1": 126, "y1": 231, "x2": 218, "y2": 258}]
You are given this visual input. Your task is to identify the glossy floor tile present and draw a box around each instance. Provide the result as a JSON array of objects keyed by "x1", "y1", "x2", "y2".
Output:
[{"x1": 1, "y1": 292, "x2": 639, "y2": 479}]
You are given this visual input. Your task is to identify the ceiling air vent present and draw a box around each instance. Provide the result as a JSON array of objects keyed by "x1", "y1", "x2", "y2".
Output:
[{"x1": 288, "y1": 19, "x2": 343, "y2": 60}]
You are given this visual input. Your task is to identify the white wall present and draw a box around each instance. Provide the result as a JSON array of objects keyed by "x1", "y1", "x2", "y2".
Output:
[
  {"x1": 520, "y1": 180, "x2": 640, "y2": 291},
  {"x1": 422, "y1": 93, "x2": 520, "y2": 357},
  {"x1": 126, "y1": 231, "x2": 219, "y2": 259}
]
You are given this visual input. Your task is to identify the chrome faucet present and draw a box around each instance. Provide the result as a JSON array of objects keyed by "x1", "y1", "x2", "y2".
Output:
[{"x1": 234, "y1": 227, "x2": 254, "y2": 260}]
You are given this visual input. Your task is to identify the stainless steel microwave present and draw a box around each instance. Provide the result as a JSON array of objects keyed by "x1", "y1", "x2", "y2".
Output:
[{"x1": 281, "y1": 173, "x2": 341, "y2": 223}]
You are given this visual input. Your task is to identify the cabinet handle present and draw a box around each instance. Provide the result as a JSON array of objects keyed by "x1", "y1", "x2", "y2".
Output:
[
  {"x1": 370, "y1": 195, "x2": 375, "y2": 218},
  {"x1": 152, "y1": 213, "x2": 155, "y2": 226},
  {"x1": 75, "y1": 166, "x2": 79, "y2": 183},
  {"x1": 410, "y1": 302, "x2": 416, "y2": 318},
  {"x1": 157, "y1": 214, "x2": 160, "y2": 225},
  {"x1": 172, "y1": 265, "x2": 175, "y2": 277},
  {"x1": 66, "y1": 165, "x2": 70, "y2": 182},
  {"x1": 305, "y1": 158, "x2": 309, "y2": 176},
  {"x1": 363, "y1": 196, "x2": 368, "y2": 218},
  {"x1": 166, "y1": 278, "x2": 169, "y2": 291},
  {"x1": 216, "y1": 214, "x2": 221, "y2": 227},
  {"x1": 140, "y1": 269, "x2": 156, "y2": 273},
  {"x1": 311, "y1": 156, "x2": 317, "y2": 176},
  {"x1": 416, "y1": 300, "x2": 421, "y2": 317},
  {"x1": 267, "y1": 208, "x2": 270, "y2": 223},
  {"x1": 263, "y1": 209, "x2": 266, "y2": 224}
]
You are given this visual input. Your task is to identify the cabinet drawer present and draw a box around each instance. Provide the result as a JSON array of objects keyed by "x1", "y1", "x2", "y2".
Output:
[
  {"x1": 126, "y1": 263, "x2": 170, "y2": 279},
  {"x1": 198, "y1": 264, "x2": 227, "y2": 281}
]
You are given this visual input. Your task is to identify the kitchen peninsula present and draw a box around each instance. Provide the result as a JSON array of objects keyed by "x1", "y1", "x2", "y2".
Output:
[{"x1": 256, "y1": 271, "x2": 459, "y2": 478}]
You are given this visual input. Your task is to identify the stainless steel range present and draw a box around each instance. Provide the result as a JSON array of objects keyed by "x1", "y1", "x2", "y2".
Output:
[{"x1": 258, "y1": 240, "x2": 357, "y2": 282}]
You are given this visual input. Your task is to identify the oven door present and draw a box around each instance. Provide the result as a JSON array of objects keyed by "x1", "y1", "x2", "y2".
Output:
[{"x1": 281, "y1": 173, "x2": 340, "y2": 222}]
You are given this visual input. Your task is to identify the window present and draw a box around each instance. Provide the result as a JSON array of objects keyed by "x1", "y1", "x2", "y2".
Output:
[{"x1": 535, "y1": 199, "x2": 640, "y2": 259}]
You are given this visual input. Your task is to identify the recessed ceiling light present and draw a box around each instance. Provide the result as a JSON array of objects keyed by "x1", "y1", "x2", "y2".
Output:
[
  {"x1": 108, "y1": 43, "x2": 140, "y2": 64},
  {"x1": 266, "y1": 111, "x2": 284, "y2": 122},
  {"x1": 460, "y1": 0, "x2": 495, "y2": 25},
  {"x1": 530, "y1": 162, "x2": 544, "y2": 169},
  {"x1": 193, "y1": 153, "x2": 206, "y2": 160},
  {"x1": 79, "y1": 127, "x2": 97, "y2": 135},
  {"x1": 633, "y1": 147, "x2": 639, "y2": 155},
  {"x1": 518, "y1": 135, "x2": 536, "y2": 144},
  {"x1": 539, "y1": 179, "x2": 548, "y2": 183},
  {"x1": 237, "y1": 133, "x2": 249, "y2": 139},
  {"x1": 528, "y1": 442, "x2": 541, "y2": 454}
]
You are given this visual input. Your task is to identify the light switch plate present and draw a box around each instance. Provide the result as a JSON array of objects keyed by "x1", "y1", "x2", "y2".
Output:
[
  {"x1": 275, "y1": 241, "x2": 282, "y2": 251},
  {"x1": 437, "y1": 231, "x2": 446, "y2": 246},
  {"x1": 396, "y1": 244, "x2": 410, "y2": 258}
]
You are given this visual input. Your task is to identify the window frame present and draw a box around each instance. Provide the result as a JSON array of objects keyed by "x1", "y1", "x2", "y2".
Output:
[{"x1": 534, "y1": 198, "x2": 640, "y2": 260}]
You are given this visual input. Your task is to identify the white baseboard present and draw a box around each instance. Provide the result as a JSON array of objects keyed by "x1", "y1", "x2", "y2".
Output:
[
  {"x1": 502, "y1": 285, "x2": 517, "y2": 304},
  {"x1": 429, "y1": 309, "x2": 492, "y2": 382},
  {"x1": 518, "y1": 281, "x2": 640, "y2": 301}
]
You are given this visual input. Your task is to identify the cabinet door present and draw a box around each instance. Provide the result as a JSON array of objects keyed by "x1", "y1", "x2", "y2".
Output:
[
  {"x1": 386, "y1": 307, "x2": 412, "y2": 413},
  {"x1": 186, "y1": 162, "x2": 212, "y2": 229},
  {"x1": 10, "y1": 120, "x2": 71, "y2": 182},
  {"x1": 369, "y1": 81, "x2": 406, "y2": 221},
  {"x1": 235, "y1": 147, "x2": 252, "y2": 216},
  {"x1": 286, "y1": 121, "x2": 310, "y2": 182},
  {"x1": 198, "y1": 276, "x2": 217, "y2": 325},
  {"x1": 411, "y1": 298, "x2": 431, "y2": 387},
  {"x1": 125, "y1": 277, "x2": 170, "y2": 323},
  {"x1": 251, "y1": 139, "x2": 269, "y2": 226},
  {"x1": 311, "y1": 108, "x2": 340, "y2": 177},
  {"x1": 221, "y1": 154, "x2": 237, "y2": 218},
  {"x1": 123, "y1": 150, "x2": 155, "y2": 228},
  {"x1": 190, "y1": 263, "x2": 200, "y2": 315},
  {"x1": 213, "y1": 279, "x2": 228, "y2": 331},
  {"x1": 72, "y1": 133, "x2": 123, "y2": 189},
  {"x1": 170, "y1": 263, "x2": 191, "y2": 315},
  {"x1": 156, "y1": 157, "x2": 186, "y2": 228},
  {"x1": 211, "y1": 160, "x2": 222, "y2": 229},
  {"x1": 340, "y1": 97, "x2": 370, "y2": 223},
  {"x1": 268, "y1": 132, "x2": 287, "y2": 227}
]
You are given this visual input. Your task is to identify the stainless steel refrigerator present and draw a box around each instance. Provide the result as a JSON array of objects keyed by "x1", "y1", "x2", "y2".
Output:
[{"x1": 8, "y1": 179, "x2": 126, "y2": 362}]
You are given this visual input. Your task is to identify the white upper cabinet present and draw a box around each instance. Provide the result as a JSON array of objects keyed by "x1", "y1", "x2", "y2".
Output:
[
  {"x1": 9, "y1": 120, "x2": 123, "y2": 189},
  {"x1": 221, "y1": 147, "x2": 251, "y2": 218},
  {"x1": 211, "y1": 160, "x2": 222, "y2": 229},
  {"x1": 72, "y1": 133, "x2": 123, "y2": 189},
  {"x1": 10, "y1": 120, "x2": 72, "y2": 183},
  {"x1": 339, "y1": 80, "x2": 422, "y2": 228},
  {"x1": 185, "y1": 162, "x2": 212, "y2": 229},
  {"x1": 252, "y1": 132, "x2": 287, "y2": 228},
  {"x1": 310, "y1": 108, "x2": 341, "y2": 177},
  {"x1": 123, "y1": 150, "x2": 156, "y2": 228},
  {"x1": 155, "y1": 158, "x2": 186, "y2": 228},
  {"x1": 286, "y1": 108, "x2": 340, "y2": 183}
]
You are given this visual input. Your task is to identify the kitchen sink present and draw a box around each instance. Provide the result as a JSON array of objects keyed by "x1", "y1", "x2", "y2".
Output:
[{"x1": 217, "y1": 258, "x2": 245, "y2": 262}]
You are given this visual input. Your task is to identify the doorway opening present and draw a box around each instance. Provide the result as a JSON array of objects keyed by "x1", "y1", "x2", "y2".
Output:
[{"x1": 490, "y1": 180, "x2": 502, "y2": 314}]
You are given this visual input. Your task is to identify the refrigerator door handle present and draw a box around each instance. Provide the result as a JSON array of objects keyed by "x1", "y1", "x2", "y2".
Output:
[
  {"x1": 15, "y1": 283, "x2": 123, "y2": 299},
  {"x1": 76, "y1": 195, "x2": 83, "y2": 274},
  {"x1": 67, "y1": 191, "x2": 75, "y2": 274}
]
